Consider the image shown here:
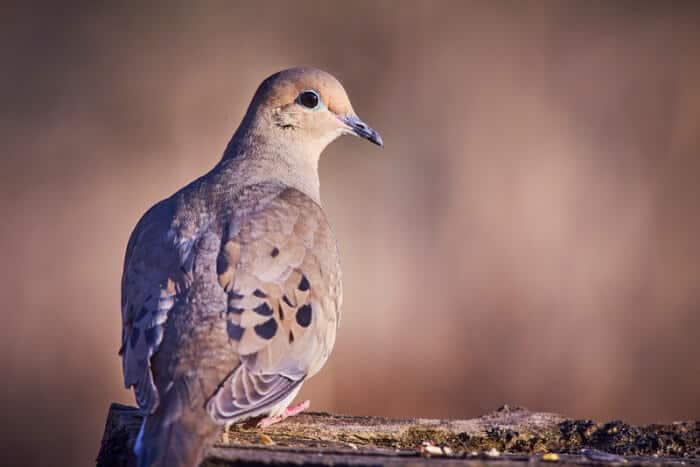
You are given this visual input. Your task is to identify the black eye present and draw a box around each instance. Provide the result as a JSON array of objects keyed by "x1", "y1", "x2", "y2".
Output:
[{"x1": 297, "y1": 90, "x2": 320, "y2": 109}]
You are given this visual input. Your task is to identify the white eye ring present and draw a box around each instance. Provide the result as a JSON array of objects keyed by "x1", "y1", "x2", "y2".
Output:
[{"x1": 297, "y1": 90, "x2": 321, "y2": 109}]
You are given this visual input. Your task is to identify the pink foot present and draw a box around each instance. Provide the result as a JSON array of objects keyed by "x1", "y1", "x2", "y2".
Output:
[{"x1": 257, "y1": 400, "x2": 310, "y2": 428}]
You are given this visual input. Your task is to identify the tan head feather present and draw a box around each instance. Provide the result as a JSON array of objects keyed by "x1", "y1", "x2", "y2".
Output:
[
  {"x1": 221, "y1": 67, "x2": 382, "y2": 203},
  {"x1": 253, "y1": 67, "x2": 356, "y2": 117},
  {"x1": 227, "y1": 67, "x2": 381, "y2": 160}
]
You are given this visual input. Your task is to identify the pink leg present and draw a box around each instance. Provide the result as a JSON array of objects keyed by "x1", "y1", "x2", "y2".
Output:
[{"x1": 257, "y1": 400, "x2": 310, "y2": 428}]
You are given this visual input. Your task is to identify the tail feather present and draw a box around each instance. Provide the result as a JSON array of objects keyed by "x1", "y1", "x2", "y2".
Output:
[{"x1": 135, "y1": 413, "x2": 212, "y2": 467}]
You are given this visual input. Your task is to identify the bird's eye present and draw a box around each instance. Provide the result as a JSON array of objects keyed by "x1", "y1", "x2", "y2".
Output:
[{"x1": 297, "y1": 90, "x2": 320, "y2": 109}]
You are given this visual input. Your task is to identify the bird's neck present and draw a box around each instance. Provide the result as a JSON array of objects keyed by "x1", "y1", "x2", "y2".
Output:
[{"x1": 218, "y1": 129, "x2": 322, "y2": 205}]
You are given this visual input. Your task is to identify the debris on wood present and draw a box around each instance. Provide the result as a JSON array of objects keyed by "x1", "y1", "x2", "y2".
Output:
[
  {"x1": 419, "y1": 441, "x2": 454, "y2": 457},
  {"x1": 96, "y1": 403, "x2": 700, "y2": 466}
]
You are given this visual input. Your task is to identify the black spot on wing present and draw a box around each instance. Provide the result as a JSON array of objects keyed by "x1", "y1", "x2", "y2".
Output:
[
  {"x1": 254, "y1": 318, "x2": 278, "y2": 339},
  {"x1": 278, "y1": 304, "x2": 285, "y2": 321},
  {"x1": 271, "y1": 247, "x2": 279, "y2": 257},
  {"x1": 282, "y1": 295, "x2": 294, "y2": 307},
  {"x1": 216, "y1": 252, "x2": 228, "y2": 275},
  {"x1": 253, "y1": 289, "x2": 267, "y2": 298},
  {"x1": 228, "y1": 307, "x2": 244, "y2": 315},
  {"x1": 229, "y1": 291, "x2": 244, "y2": 300},
  {"x1": 289, "y1": 331, "x2": 294, "y2": 343},
  {"x1": 298, "y1": 275, "x2": 310, "y2": 291},
  {"x1": 227, "y1": 321, "x2": 244, "y2": 341},
  {"x1": 253, "y1": 302, "x2": 273, "y2": 316},
  {"x1": 296, "y1": 304, "x2": 312, "y2": 328}
]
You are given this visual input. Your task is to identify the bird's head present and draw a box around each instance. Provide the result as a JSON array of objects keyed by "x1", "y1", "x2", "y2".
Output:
[{"x1": 230, "y1": 67, "x2": 382, "y2": 163}]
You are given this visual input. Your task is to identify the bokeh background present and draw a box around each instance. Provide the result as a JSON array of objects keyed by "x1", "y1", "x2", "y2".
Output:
[{"x1": 2, "y1": 1, "x2": 699, "y2": 466}]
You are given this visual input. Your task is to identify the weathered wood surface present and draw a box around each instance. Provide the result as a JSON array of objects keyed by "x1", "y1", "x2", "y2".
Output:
[{"x1": 97, "y1": 403, "x2": 700, "y2": 466}]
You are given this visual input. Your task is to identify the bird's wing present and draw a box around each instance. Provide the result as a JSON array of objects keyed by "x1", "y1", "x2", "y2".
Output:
[
  {"x1": 120, "y1": 199, "x2": 185, "y2": 414},
  {"x1": 207, "y1": 187, "x2": 341, "y2": 422}
]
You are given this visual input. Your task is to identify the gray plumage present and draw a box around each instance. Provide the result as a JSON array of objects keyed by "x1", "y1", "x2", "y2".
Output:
[{"x1": 119, "y1": 67, "x2": 382, "y2": 467}]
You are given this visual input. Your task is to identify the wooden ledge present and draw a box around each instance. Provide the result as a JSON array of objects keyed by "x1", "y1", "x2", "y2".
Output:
[{"x1": 96, "y1": 403, "x2": 699, "y2": 466}]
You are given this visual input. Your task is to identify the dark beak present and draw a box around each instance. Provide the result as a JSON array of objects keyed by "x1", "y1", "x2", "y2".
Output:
[{"x1": 342, "y1": 115, "x2": 383, "y2": 147}]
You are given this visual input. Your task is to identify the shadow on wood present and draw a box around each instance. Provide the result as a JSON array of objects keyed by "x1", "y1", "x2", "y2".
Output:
[{"x1": 97, "y1": 403, "x2": 699, "y2": 466}]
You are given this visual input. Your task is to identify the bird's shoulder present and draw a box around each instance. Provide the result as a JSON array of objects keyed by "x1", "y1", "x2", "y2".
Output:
[{"x1": 219, "y1": 184, "x2": 340, "y2": 272}]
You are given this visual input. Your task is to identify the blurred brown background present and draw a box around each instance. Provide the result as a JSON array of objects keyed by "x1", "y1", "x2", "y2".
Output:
[{"x1": 1, "y1": 1, "x2": 699, "y2": 466}]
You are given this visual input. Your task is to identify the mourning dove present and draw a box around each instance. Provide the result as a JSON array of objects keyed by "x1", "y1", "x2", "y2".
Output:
[{"x1": 119, "y1": 67, "x2": 382, "y2": 467}]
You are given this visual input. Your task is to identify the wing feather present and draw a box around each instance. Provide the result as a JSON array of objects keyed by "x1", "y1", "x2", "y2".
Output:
[
  {"x1": 207, "y1": 188, "x2": 341, "y2": 422},
  {"x1": 121, "y1": 199, "x2": 184, "y2": 414}
]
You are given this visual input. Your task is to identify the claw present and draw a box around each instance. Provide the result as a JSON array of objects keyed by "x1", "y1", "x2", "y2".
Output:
[{"x1": 258, "y1": 400, "x2": 310, "y2": 428}]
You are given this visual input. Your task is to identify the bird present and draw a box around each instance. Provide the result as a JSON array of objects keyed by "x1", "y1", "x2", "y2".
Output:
[{"x1": 119, "y1": 67, "x2": 383, "y2": 467}]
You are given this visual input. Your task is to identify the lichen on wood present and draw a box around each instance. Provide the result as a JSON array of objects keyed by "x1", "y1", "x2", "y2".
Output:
[{"x1": 97, "y1": 403, "x2": 700, "y2": 466}]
